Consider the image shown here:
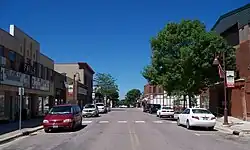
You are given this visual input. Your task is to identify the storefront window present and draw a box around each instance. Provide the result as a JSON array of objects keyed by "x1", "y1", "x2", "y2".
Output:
[{"x1": 0, "y1": 95, "x2": 5, "y2": 119}]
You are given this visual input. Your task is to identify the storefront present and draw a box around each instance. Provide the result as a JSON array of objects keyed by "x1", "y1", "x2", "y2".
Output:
[
  {"x1": 31, "y1": 76, "x2": 52, "y2": 116},
  {"x1": 0, "y1": 67, "x2": 31, "y2": 121},
  {"x1": 77, "y1": 84, "x2": 87, "y2": 109}
]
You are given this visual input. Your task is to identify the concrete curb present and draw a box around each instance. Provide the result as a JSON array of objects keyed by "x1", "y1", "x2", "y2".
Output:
[
  {"x1": 215, "y1": 125, "x2": 247, "y2": 136},
  {"x1": 0, "y1": 126, "x2": 43, "y2": 145}
]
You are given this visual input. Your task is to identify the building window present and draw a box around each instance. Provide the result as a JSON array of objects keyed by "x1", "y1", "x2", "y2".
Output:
[
  {"x1": 33, "y1": 53, "x2": 35, "y2": 59},
  {"x1": 0, "y1": 45, "x2": 4, "y2": 56},
  {"x1": 27, "y1": 50, "x2": 29, "y2": 56},
  {"x1": 38, "y1": 63, "x2": 42, "y2": 78},
  {"x1": 44, "y1": 67, "x2": 48, "y2": 80},
  {"x1": 8, "y1": 50, "x2": 16, "y2": 70},
  {"x1": 8, "y1": 50, "x2": 16, "y2": 61}
]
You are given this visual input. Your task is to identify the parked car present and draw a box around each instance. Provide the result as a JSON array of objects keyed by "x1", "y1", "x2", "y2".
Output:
[
  {"x1": 82, "y1": 104, "x2": 99, "y2": 117},
  {"x1": 143, "y1": 104, "x2": 150, "y2": 112},
  {"x1": 177, "y1": 108, "x2": 216, "y2": 130},
  {"x1": 105, "y1": 105, "x2": 111, "y2": 112},
  {"x1": 157, "y1": 106, "x2": 174, "y2": 118},
  {"x1": 96, "y1": 103, "x2": 107, "y2": 113},
  {"x1": 149, "y1": 104, "x2": 161, "y2": 114},
  {"x1": 42, "y1": 104, "x2": 82, "y2": 132},
  {"x1": 173, "y1": 111, "x2": 181, "y2": 120}
]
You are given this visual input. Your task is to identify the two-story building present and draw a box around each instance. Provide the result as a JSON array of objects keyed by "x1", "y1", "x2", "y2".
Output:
[
  {"x1": 0, "y1": 25, "x2": 54, "y2": 121},
  {"x1": 202, "y1": 3, "x2": 250, "y2": 119},
  {"x1": 54, "y1": 62, "x2": 94, "y2": 107}
]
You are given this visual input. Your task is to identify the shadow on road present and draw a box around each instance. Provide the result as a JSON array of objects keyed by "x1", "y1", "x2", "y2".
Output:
[
  {"x1": 48, "y1": 125, "x2": 87, "y2": 133},
  {"x1": 178, "y1": 125, "x2": 218, "y2": 132},
  {"x1": 111, "y1": 109, "x2": 127, "y2": 111}
]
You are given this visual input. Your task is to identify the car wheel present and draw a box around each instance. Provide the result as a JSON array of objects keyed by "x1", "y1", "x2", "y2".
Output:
[
  {"x1": 44, "y1": 128, "x2": 50, "y2": 133},
  {"x1": 186, "y1": 120, "x2": 191, "y2": 129},
  {"x1": 80, "y1": 118, "x2": 82, "y2": 126},
  {"x1": 71, "y1": 122, "x2": 76, "y2": 131},
  {"x1": 177, "y1": 118, "x2": 180, "y2": 126},
  {"x1": 156, "y1": 114, "x2": 159, "y2": 117},
  {"x1": 208, "y1": 126, "x2": 214, "y2": 131}
]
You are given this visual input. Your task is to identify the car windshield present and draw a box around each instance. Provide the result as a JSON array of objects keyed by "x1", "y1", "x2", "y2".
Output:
[
  {"x1": 84, "y1": 104, "x2": 95, "y2": 108},
  {"x1": 192, "y1": 109, "x2": 211, "y2": 114},
  {"x1": 96, "y1": 104, "x2": 104, "y2": 106},
  {"x1": 162, "y1": 107, "x2": 172, "y2": 109},
  {"x1": 49, "y1": 106, "x2": 72, "y2": 114}
]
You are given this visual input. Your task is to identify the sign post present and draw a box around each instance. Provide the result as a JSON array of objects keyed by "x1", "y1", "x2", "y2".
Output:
[
  {"x1": 226, "y1": 71, "x2": 235, "y2": 88},
  {"x1": 18, "y1": 87, "x2": 24, "y2": 130}
]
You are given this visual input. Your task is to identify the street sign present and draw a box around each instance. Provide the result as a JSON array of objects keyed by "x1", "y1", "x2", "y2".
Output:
[
  {"x1": 18, "y1": 87, "x2": 24, "y2": 96},
  {"x1": 226, "y1": 71, "x2": 235, "y2": 88}
]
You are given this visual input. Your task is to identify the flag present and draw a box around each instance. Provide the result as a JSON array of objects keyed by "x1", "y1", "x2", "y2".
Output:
[{"x1": 218, "y1": 64, "x2": 225, "y2": 78}]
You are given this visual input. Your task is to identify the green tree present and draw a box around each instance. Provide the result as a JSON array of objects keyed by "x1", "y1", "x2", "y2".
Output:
[
  {"x1": 94, "y1": 73, "x2": 119, "y2": 103},
  {"x1": 125, "y1": 89, "x2": 141, "y2": 106},
  {"x1": 143, "y1": 20, "x2": 235, "y2": 106}
]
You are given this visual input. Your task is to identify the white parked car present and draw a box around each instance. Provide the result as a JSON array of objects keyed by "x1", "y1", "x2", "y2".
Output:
[
  {"x1": 82, "y1": 104, "x2": 99, "y2": 117},
  {"x1": 96, "y1": 103, "x2": 107, "y2": 113},
  {"x1": 157, "y1": 106, "x2": 174, "y2": 118},
  {"x1": 177, "y1": 108, "x2": 216, "y2": 130}
]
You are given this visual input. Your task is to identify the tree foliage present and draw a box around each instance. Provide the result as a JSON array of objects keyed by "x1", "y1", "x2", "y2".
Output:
[
  {"x1": 125, "y1": 89, "x2": 141, "y2": 105},
  {"x1": 94, "y1": 73, "x2": 119, "y2": 100},
  {"x1": 142, "y1": 20, "x2": 235, "y2": 97}
]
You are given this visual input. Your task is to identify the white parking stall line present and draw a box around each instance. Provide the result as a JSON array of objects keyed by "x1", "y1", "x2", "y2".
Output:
[
  {"x1": 135, "y1": 121, "x2": 145, "y2": 123},
  {"x1": 171, "y1": 121, "x2": 176, "y2": 124},
  {"x1": 82, "y1": 120, "x2": 93, "y2": 124},
  {"x1": 99, "y1": 121, "x2": 109, "y2": 124},
  {"x1": 118, "y1": 121, "x2": 127, "y2": 123},
  {"x1": 153, "y1": 120, "x2": 163, "y2": 124}
]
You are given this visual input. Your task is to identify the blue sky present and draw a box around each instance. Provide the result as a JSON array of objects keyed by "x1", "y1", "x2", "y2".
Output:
[{"x1": 0, "y1": 0, "x2": 249, "y2": 98}]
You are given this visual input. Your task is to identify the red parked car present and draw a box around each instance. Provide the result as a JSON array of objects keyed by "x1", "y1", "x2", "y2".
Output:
[{"x1": 42, "y1": 104, "x2": 82, "y2": 132}]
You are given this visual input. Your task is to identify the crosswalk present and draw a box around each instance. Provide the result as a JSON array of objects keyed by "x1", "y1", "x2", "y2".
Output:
[{"x1": 82, "y1": 120, "x2": 176, "y2": 124}]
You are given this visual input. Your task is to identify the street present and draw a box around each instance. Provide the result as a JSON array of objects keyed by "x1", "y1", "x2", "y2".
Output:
[{"x1": 1, "y1": 108, "x2": 250, "y2": 150}]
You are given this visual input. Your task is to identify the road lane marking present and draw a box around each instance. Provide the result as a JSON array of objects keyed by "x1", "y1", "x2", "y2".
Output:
[
  {"x1": 153, "y1": 120, "x2": 163, "y2": 123},
  {"x1": 171, "y1": 121, "x2": 176, "y2": 124},
  {"x1": 135, "y1": 121, "x2": 145, "y2": 123},
  {"x1": 82, "y1": 120, "x2": 92, "y2": 124},
  {"x1": 195, "y1": 133, "x2": 201, "y2": 136},
  {"x1": 99, "y1": 121, "x2": 109, "y2": 123},
  {"x1": 118, "y1": 121, "x2": 127, "y2": 123}
]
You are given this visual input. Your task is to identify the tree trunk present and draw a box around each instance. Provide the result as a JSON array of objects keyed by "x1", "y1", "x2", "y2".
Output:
[
  {"x1": 183, "y1": 95, "x2": 187, "y2": 109},
  {"x1": 188, "y1": 94, "x2": 192, "y2": 108}
]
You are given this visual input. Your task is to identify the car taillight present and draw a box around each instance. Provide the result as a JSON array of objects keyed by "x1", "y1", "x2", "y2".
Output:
[
  {"x1": 211, "y1": 117, "x2": 216, "y2": 120},
  {"x1": 192, "y1": 116, "x2": 199, "y2": 120}
]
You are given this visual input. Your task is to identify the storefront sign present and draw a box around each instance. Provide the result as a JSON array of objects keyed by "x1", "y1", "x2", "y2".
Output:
[
  {"x1": 78, "y1": 87, "x2": 87, "y2": 95},
  {"x1": 31, "y1": 76, "x2": 50, "y2": 91},
  {"x1": 68, "y1": 85, "x2": 73, "y2": 96},
  {"x1": 226, "y1": 71, "x2": 234, "y2": 88},
  {"x1": 0, "y1": 67, "x2": 30, "y2": 88}
]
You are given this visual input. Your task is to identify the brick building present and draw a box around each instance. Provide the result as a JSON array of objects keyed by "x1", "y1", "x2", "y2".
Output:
[{"x1": 205, "y1": 3, "x2": 250, "y2": 119}]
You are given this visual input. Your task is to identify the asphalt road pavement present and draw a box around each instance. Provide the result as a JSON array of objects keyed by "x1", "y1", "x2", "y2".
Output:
[{"x1": 1, "y1": 108, "x2": 250, "y2": 150}]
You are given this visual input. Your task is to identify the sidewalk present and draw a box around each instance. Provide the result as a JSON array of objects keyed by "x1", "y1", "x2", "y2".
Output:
[
  {"x1": 0, "y1": 118, "x2": 43, "y2": 135},
  {"x1": 0, "y1": 118, "x2": 44, "y2": 144},
  {"x1": 215, "y1": 116, "x2": 250, "y2": 136}
]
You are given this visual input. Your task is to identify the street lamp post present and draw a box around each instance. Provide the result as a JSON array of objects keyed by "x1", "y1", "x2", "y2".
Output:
[
  {"x1": 213, "y1": 52, "x2": 228, "y2": 125},
  {"x1": 73, "y1": 72, "x2": 80, "y2": 102}
]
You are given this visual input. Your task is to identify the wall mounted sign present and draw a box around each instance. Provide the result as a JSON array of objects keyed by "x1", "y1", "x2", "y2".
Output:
[
  {"x1": 31, "y1": 76, "x2": 50, "y2": 91},
  {"x1": 226, "y1": 70, "x2": 234, "y2": 88},
  {"x1": 78, "y1": 87, "x2": 87, "y2": 95},
  {"x1": 68, "y1": 85, "x2": 73, "y2": 96},
  {"x1": 0, "y1": 67, "x2": 30, "y2": 88}
]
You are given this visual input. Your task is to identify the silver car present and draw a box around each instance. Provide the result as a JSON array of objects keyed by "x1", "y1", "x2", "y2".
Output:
[{"x1": 82, "y1": 104, "x2": 99, "y2": 117}]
